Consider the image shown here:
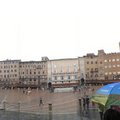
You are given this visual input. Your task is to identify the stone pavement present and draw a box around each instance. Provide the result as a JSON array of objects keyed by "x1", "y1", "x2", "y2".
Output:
[
  {"x1": 0, "y1": 87, "x2": 101, "y2": 120},
  {"x1": 0, "y1": 108, "x2": 100, "y2": 120}
]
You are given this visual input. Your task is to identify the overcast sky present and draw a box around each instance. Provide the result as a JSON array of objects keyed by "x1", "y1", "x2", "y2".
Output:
[{"x1": 0, "y1": 0, "x2": 120, "y2": 61}]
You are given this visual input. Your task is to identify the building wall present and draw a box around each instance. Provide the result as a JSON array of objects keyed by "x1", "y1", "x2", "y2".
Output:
[
  {"x1": 47, "y1": 58, "x2": 79, "y2": 87},
  {"x1": 78, "y1": 57, "x2": 86, "y2": 83},
  {"x1": 19, "y1": 60, "x2": 48, "y2": 88},
  {"x1": 104, "y1": 53, "x2": 120, "y2": 80},
  {"x1": 84, "y1": 50, "x2": 105, "y2": 81},
  {"x1": 0, "y1": 60, "x2": 20, "y2": 85},
  {"x1": 0, "y1": 51, "x2": 120, "y2": 88}
]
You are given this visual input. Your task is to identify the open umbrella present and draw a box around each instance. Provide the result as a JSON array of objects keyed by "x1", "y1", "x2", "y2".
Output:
[{"x1": 91, "y1": 82, "x2": 120, "y2": 108}]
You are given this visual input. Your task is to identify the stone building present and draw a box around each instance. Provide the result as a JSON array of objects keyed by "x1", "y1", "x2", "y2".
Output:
[
  {"x1": 84, "y1": 50, "x2": 105, "y2": 82},
  {"x1": 0, "y1": 50, "x2": 120, "y2": 88},
  {"x1": 78, "y1": 57, "x2": 86, "y2": 84},
  {"x1": 47, "y1": 58, "x2": 79, "y2": 88},
  {"x1": 19, "y1": 57, "x2": 48, "y2": 88},
  {"x1": 0, "y1": 60, "x2": 21, "y2": 86},
  {"x1": 104, "y1": 52, "x2": 120, "y2": 80}
]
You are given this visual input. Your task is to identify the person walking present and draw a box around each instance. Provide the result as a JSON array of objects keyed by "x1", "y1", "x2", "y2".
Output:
[
  {"x1": 98, "y1": 104, "x2": 104, "y2": 120},
  {"x1": 103, "y1": 107, "x2": 120, "y2": 120},
  {"x1": 39, "y1": 97, "x2": 44, "y2": 106},
  {"x1": 86, "y1": 95, "x2": 90, "y2": 110},
  {"x1": 82, "y1": 97, "x2": 86, "y2": 111}
]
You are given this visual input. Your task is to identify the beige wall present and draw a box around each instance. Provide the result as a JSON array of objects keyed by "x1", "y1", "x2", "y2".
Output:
[
  {"x1": 47, "y1": 58, "x2": 79, "y2": 85},
  {"x1": 0, "y1": 60, "x2": 20, "y2": 84},
  {"x1": 104, "y1": 53, "x2": 120, "y2": 80},
  {"x1": 19, "y1": 61, "x2": 47, "y2": 87},
  {"x1": 1, "y1": 51, "x2": 120, "y2": 87},
  {"x1": 84, "y1": 50, "x2": 105, "y2": 81}
]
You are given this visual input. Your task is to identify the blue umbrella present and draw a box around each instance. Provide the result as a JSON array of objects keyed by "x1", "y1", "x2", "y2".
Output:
[{"x1": 91, "y1": 82, "x2": 120, "y2": 108}]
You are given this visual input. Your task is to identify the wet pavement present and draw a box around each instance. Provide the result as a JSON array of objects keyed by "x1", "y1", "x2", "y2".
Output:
[
  {"x1": 0, "y1": 109, "x2": 100, "y2": 120},
  {"x1": 0, "y1": 87, "x2": 101, "y2": 120}
]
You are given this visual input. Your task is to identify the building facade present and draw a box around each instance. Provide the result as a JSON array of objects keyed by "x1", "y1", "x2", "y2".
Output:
[
  {"x1": 0, "y1": 60, "x2": 21, "y2": 86},
  {"x1": 19, "y1": 57, "x2": 48, "y2": 88},
  {"x1": 47, "y1": 58, "x2": 79, "y2": 88},
  {"x1": 104, "y1": 52, "x2": 120, "y2": 80},
  {"x1": 0, "y1": 50, "x2": 120, "y2": 88}
]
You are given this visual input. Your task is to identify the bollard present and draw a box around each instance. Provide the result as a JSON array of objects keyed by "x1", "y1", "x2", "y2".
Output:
[
  {"x1": 3, "y1": 101, "x2": 6, "y2": 111},
  {"x1": 48, "y1": 103, "x2": 52, "y2": 120},
  {"x1": 79, "y1": 99, "x2": 82, "y2": 107},
  {"x1": 48, "y1": 103, "x2": 52, "y2": 112},
  {"x1": 79, "y1": 99, "x2": 83, "y2": 120},
  {"x1": 18, "y1": 102, "x2": 20, "y2": 112}
]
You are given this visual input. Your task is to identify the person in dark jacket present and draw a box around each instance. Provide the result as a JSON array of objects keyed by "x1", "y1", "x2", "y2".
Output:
[
  {"x1": 103, "y1": 108, "x2": 120, "y2": 120},
  {"x1": 39, "y1": 97, "x2": 44, "y2": 106}
]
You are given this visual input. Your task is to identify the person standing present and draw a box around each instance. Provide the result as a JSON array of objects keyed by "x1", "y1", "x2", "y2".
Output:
[
  {"x1": 98, "y1": 104, "x2": 104, "y2": 120},
  {"x1": 86, "y1": 95, "x2": 90, "y2": 110},
  {"x1": 103, "y1": 107, "x2": 120, "y2": 120},
  {"x1": 82, "y1": 97, "x2": 86, "y2": 111},
  {"x1": 39, "y1": 97, "x2": 44, "y2": 106}
]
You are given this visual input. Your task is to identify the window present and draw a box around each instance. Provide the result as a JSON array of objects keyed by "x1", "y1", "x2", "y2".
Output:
[
  {"x1": 113, "y1": 72, "x2": 116, "y2": 74},
  {"x1": 117, "y1": 65, "x2": 120, "y2": 67},
  {"x1": 117, "y1": 59, "x2": 119, "y2": 61},
  {"x1": 112, "y1": 59, "x2": 115, "y2": 62},
  {"x1": 54, "y1": 76, "x2": 57, "y2": 80},
  {"x1": 91, "y1": 61, "x2": 93, "y2": 64},
  {"x1": 61, "y1": 76, "x2": 64, "y2": 80},
  {"x1": 109, "y1": 65, "x2": 111, "y2": 68},
  {"x1": 105, "y1": 73, "x2": 108, "y2": 75},
  {"x1": 15, "y1": 74, "x2": 17, "y2": 77},
  {"x1": 95, "y1": 74, "x2": 98, "y2": 77},
  {"x1": 104, "y1": 60, "x2": 107, "y2": 62},
  {"x1": 60, "y1": 67, "x2": 63, "y2": 72},
  {"x1": 91, "y1": 68, "x2": 93, "y2": 71},
  {"x1": 68, "y1": 75, "x2": 70, "y2": 79},
  {"x1": 113, "y1": 65, "x2": 116, "y2": 67},
  {"x1": 74, "y1": 75, "x2": 77, "y2": 79},
  {"x1": 95, "y1": 68, "x2": 98, "y2": 72},
  {"x1": 105, "y1": 66, "x2": 107, "y2": 68},
  {"x1": 117, "y1": 72, "x2": 120, "y2": 74},
  {"x1": 67, "y1": 66, "x2": 69, "y2": 72},
  {"x1": 87, "y1": 62, "x2": 89, "y2": 64},
  {"x1": 109, "y1": 72, "x2": 112, "y2": 75}
]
